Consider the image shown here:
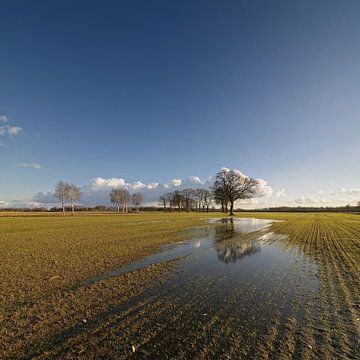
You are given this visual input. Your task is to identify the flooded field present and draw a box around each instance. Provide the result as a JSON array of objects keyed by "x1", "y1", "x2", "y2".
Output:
[
  {"x1": 71, "y1": 218, "x2": 321, "y2": 359},
  {"x1": 1, "y1": 213, "x2": 359, "y2": 359}
]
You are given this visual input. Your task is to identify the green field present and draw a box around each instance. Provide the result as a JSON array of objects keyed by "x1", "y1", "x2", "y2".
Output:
[{"x1": 1, "y1": 212, "x2": 359, "y2": 359}]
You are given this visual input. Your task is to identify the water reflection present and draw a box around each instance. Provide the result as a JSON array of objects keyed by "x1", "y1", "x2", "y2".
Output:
[
  {"x1": 213, "y1": 218, "x2": 261, "y2": 263},
  {"x1": 215, "y1": 237, "x2": 260, "y2": 263},
  {"x1": 83, "y1": 218, "x2": 278, "y2": 285}
]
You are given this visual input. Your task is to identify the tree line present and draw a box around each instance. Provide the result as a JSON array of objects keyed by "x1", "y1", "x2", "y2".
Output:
[
  {"x1": 159, "y1": 168, "x2": 258, "y2": 215},
  {"x1": 54, "y1": 169, "x2": 259, "y2": 215},
  {"x1": 110, "y1": 188, "x2": 143, "y2": 213},
  {"x1": 55, "y1": 181, "x2": 144, "y2": 214},
  {"x1": 159, "y1": 188, "x2": 213, "y2": 212}
]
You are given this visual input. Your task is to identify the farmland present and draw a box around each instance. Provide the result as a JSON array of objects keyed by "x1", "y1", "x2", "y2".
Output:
[{"x1": 0, "y1": 212, "x2": 359, "y2": 359}]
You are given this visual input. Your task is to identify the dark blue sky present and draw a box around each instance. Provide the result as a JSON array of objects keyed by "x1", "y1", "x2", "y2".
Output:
[{"x1": 1, "y1": 1, "x2": 360, "y2": 206}]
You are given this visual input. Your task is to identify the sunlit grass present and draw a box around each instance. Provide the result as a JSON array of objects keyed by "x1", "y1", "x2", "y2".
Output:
[{"x1": 1, "y1": 212, "x2": 359, "y2": 358}]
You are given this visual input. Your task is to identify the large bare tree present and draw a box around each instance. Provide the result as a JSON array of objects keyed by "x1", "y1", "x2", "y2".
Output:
[
  {"x1": 68, "y1": 184, "x2": 82, "y2": 215},
  {"x1": 55, "y1": 181, "x2": 71, "y2": 215},
  {"x1": 213, "y1": 169, "x2": 257, "y2": 215}
]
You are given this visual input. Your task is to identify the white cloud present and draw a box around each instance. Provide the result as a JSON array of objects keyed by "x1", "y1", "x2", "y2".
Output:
[
  {"x1": 0, "y1": 200, "x2": 9, "y2": 208},
  {"x1": 188, "y1": 176, "x2": 203, "y2": 184},
  {"x1": 255, "y1": 178, "x2": 273, "y2": 197},
  {"x1": 131, "y1": 181, "x2": 146, "y2": 190},
  {"x1": 90, "y1": 177, "x2": 127, "y2": 189},
  {"x1": 7, "y1": 126, "x2": 22, "y2": 136},
  {"x1": 8, "y1": 200, "x2": 43, "y2": 208},
  {"x1": 16, "y1": 163, "x2": 42, "y2": 169},
  {"x1": 146, "y1": 182, "x2": 159, "y2": 189},
  {"x1": 0, "y1": 115, "x2": 23, "y2": 140},
  {"x1": 169, "y1": 179, "x2": 182, "y2": 187},
  {"x1": 0, "y1": 115, "x2": 8, "y2": 123},
  {"x1": 0, "y1": 125, "x2": 23, "y2": 137}
]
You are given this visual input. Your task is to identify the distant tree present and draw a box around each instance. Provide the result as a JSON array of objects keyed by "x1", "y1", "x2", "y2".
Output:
[
  {"x1": 68, "y1": 184, "x2": 82, "y2": 215},
  {"x1": 192, "y1": 189, "x2": 203, "y2": 212},
  {"x1": 55, "y1": 181, "x2": 71, "y2": 215},
  {"x1": 159, "y1": 195, "x2": 167, "y2": 211},
  {"x1": 122, "y1": 189, "x2": 131, "y2": 212},
  {"x1": 110, "y1": 188, "x2": 122, "y2": 213},
  {"x1": 213, "y1": 169, "x2": 257, "y2": 215},
  {"x1": 165, "y1": 192, "x2": 173, "y2": 212},
  {"x1": 357, "y1": 201, "x2": 360, "y2": 207},
  {"x1": 181, "y1": 189, "x2": 194, "y2": 212},
  {"x1": 213, "y1": 185, "x2": 228, "y2": 213},
  {"x1": 172, "y1": 191, "x2": 183, "y2": 212},
  {"x1": 132, "y1": 192, "x2": 143, "y2": 212},
  {"x1": 202, "y1": 189, "x2": 213, "y2": 212}
]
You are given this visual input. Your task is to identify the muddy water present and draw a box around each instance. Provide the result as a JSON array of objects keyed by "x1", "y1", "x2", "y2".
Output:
[{"x1": 77, "y1": 218, "x2": 320, "y2": 358}]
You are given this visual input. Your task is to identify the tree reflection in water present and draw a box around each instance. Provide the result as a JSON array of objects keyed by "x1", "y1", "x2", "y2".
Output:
[{"x1": 214, "y1": 218, "x2": 261, "y2": 263}]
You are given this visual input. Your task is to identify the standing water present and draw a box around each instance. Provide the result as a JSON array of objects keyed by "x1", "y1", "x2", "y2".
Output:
[{"x1": 80, "y1": 218, "x2": 319, "y2": 358}]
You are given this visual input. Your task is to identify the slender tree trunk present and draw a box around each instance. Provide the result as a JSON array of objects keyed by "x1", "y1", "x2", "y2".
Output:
[
  {"x1": 62, "y1": 199, "x2": 65, "y2": 215},
  {"x1": 230, "y1": 201, "x2": 234, "y2": 216},
  {"x1": 117, "y1": 205, "x2": 120, "y2": 213},
  {"x1": 72, "y1": 201, "x2": 75, "y2": 215}
]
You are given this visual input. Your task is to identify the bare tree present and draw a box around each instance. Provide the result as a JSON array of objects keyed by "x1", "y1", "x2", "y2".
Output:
[
  {"x1": 165, "y1": 192, "x2": 173, "y2": 212},
  {"x1": 213, "y1": 169, "x2": 257, "y2": 215},
  {"x1": 171, "y1": 191, "x2": 183, "y2": 212},
  {"x1": 213, "y1": 185, "x2": 228, "y2": 213},
  {"x1": 202, "y1": 189, "x2": 213, "y2": 212},
  {"x1": 132, "y1": 192, "x2": 143, "y2": 212},
  {"x1": 55, "y1": 181, "x2": 71, "y2": 215},
  {"x1": 110, "y1": 188, "x2": 122, "y2": 213},
  {"x1": 122, "y1": 189, "x2": 131, "y2": 212},
  {"x1": 159, "y1": 195, "x2": 167, "y2": 211},
  {"x1": 181, "y1": 189, "x2": 194, "y2": 212},
  {"x1": 68, "y1": 184, "x2": 82, "y2": 215},
  {"x1": 192, "y1": 189, "x2": 203, "y2": 212}
]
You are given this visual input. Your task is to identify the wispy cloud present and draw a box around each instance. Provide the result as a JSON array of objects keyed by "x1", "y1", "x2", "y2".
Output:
[
  {"x1": 0, "y1": 115, "x2": 9, "y2": 123},
  {"x1": 329, "y1": 188, "x2": 360, "y2": 195},
  {"x1": 275, "y1": 188, "x2": 286, "y2": 197},
  {"x1": 0, "y1": 115, "x2": 23, "y2": 139},
  {"x1": 16, "y1": 163, "x2": 42, "y2": 169}
]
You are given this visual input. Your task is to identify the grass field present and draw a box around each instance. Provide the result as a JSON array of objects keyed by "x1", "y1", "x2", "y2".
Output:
[{"x1": 1, "y1": 212, "x2": 359, "y2": 359}]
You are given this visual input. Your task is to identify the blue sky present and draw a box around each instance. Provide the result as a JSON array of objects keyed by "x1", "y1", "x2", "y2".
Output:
[{"x1": 1, "y1": 0, "x2": 360, "y2": 208}]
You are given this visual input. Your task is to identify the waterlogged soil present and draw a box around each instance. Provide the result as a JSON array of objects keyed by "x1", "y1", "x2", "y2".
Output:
[{"x1": 1, "y1": 214, "x2": 360, "y2": 359}]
